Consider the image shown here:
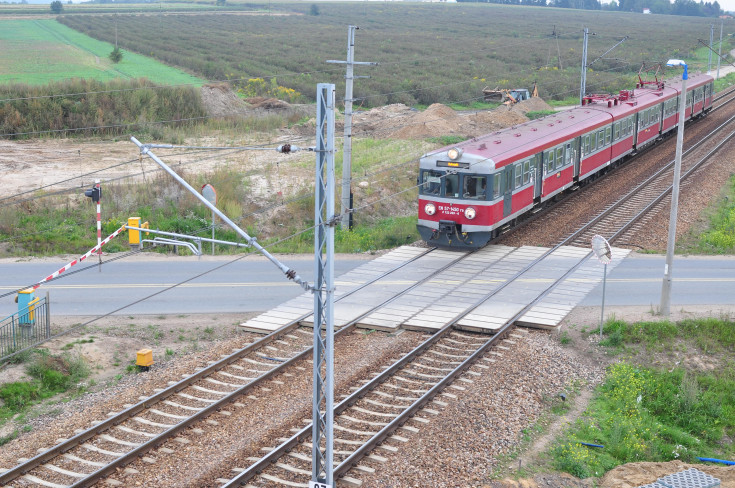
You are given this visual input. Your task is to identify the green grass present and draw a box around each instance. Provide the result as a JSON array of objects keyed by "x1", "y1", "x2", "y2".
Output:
[
  {"x1": 0, "y1": 19, "x2": 205, "y2": 86},
  {"x1": 679, "y1": 174, "x2": 735, "y2": 254},
  {"x1": 550, "y1": 318, "x2": 735, "y2": 478},
  {"x1": 551, "y1": 361, "x2": 735, "y2": 478},
  {"x1": 0, "y1": 350, "x2": 90, "y2": 423}
]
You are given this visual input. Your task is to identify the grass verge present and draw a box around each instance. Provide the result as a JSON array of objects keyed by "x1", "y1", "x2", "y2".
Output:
[
  {"x1": 0, "y1": 349, "x2": 91, "y2": 445},
  {"x1": 549, "y1": 318, "x2": 735, "y2": 479},
  {"x1": 679, "y1": 174, "x2": 735, "y2": 254}
]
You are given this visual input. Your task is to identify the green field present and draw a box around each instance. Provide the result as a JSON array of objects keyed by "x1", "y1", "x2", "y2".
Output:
[
  {"x1": 58, "y1": 3, "x2": 729, "y2": 106},
  {"x1": 0, "y1": 19, "x2": 206, "y2": 85}
]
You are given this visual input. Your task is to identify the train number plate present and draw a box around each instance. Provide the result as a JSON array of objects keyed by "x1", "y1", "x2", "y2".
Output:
[{"x1": 309, "y1": 482, "x2": 332, "y2": 488}]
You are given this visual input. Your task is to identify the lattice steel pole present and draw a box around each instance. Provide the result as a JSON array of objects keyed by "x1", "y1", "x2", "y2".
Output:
[{"x1": 312, "y1": 83, "x2": 336, "y2": 487}]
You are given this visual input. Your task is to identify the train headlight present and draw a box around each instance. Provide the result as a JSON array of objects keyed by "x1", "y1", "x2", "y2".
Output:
[
  {"x1": 464, "y1": 207, "x2": 477, "y2": 220},
  {"x1": 447, "y1": 148, "x2": 463, "y2": 160},
  {"x1": 424, "y1": 203, "x2": 436, "y2": 216}
]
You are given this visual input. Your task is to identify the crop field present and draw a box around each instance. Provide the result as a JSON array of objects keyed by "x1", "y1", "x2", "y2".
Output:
[
  {"x1": 58, "y1": 3, "x2": 727, "y2": 107},
  {"x1": 0, "y1": 19, "x2": 205, "y2": 86}
]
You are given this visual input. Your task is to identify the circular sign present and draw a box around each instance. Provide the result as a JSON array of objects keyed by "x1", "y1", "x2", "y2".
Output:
[
  {"x1": 591, "y1": 235, "x2": 612, "y2": 265},
  {"x1": 201, "y1": 184, "x2": 217, "y2": 206}
]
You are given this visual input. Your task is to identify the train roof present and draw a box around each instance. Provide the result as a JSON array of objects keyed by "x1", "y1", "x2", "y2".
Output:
[{"x1": 421, "y1": 73, "x2": 714, "y2": 172}]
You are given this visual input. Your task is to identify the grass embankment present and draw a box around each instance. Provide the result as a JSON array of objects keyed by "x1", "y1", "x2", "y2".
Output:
[
  {"x1": 0, "y1": 349, "x2": 91, "y2": 446},
  {"x1": 550, "y1": 318, "x2": 735, "y2": 478},
  {"x1": 0, "y1": 137, "x2": 430, "y2": 256}
]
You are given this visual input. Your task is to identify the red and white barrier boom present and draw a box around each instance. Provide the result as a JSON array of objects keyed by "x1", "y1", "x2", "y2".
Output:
[{"x1": 31, "y1": 224, "x2": 126, "y2": 290}]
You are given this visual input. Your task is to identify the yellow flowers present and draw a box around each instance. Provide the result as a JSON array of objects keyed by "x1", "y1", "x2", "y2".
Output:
[{"x1": 237, "y1": 77, "x2": 301, "y2": 103}]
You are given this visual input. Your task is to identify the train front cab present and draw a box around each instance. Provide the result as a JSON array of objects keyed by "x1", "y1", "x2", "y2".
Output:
[
  {"x1": 417, "y1": 167, "x2": 497, "y2": 248},
  {"x1": 416, "y1": 159, "x2": 539, "y2": 248}
]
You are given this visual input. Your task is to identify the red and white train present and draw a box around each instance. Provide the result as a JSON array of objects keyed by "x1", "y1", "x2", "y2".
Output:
[{"x1": 417, "y1": 73, "x2": 714, "y2": 248}]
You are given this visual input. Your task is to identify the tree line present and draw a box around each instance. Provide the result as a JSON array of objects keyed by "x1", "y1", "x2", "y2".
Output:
[{"x1": 458, "y1": 0, "x2": 725, "y2": 17}]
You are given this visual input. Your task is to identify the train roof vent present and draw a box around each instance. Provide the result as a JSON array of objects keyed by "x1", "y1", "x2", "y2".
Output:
[
  {"x1": 493, "y1": 140, "x2": 502, "y2": 144},
  {"x1": 531, "y1": 127, "x2": 538, "y2": 131},
  {"x1": 478, "y1": 143, "x2": 487, "y2": 150},
  {"x1": 514, "y1": 133, "x2": 521, "y2": 137}
]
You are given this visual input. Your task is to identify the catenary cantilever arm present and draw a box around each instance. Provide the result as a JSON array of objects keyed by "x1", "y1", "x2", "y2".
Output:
[{"x1": 130, "y1": 136, "x2": 312, "y2": 292}]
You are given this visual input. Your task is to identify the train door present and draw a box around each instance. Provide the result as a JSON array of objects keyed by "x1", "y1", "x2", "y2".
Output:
[
  {"x1": 632, "y1": 113, "x2": 639, "y2": 147},
  {"x1": 503, "y1": 165, "x2": 513, "y2": 217},
  {"x1": 534, "y1": 153, "x2": 543, "y2": 199},
  {"x1": 570, "y1": 138, "x2": 580, "y2": 179}
]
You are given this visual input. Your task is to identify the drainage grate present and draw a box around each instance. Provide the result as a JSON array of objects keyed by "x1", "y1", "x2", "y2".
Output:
[{"x1": 658, "y1": 468, "x2": 720, "y2": 488}]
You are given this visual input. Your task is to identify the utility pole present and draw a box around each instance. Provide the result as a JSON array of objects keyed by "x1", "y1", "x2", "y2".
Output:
[
  {"x1": 327, "y1": 25, "x2": 377, "y2": 231},
  {"x1": 660, "y1": 60, "x2": 688, "y2": 317},
  {"x1": 311, "y1": 83, "x2": 336, "y2": 488},
  {"x1": 709, "y1": 24, "x2": 714, "y2": 74},
  {"x1": 580, "y1": 27, "x2": 589, "y2": 105}
]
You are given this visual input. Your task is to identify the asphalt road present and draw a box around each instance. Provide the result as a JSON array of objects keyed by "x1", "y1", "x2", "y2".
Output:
[{"x1": 0, "y1": 252, "x2": 733, "y2": 318}]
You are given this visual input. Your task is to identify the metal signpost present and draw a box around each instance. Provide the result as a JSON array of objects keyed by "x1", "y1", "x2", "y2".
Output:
[
  {"x1": 201, "y1": 183, "x2": 217, "y2": 255},
  {"x1": 591, "y1": 234, "x2": 612, "y2": 338},
  {"x1": 660, "y1": 59, "x2": 688, "y2": 317}
]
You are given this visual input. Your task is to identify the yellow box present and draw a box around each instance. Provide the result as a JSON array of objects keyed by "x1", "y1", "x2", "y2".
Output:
[
  {"x1": 128, "y1": 217, "x2": 141, "y2": 245},
  {"x1": 136, "y1": 348, "x2": 154, "y2": 367}
]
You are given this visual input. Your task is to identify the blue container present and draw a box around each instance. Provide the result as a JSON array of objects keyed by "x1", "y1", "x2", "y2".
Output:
[{"x1": 17, "y1": 288, "x2": 36, "y2": 325}]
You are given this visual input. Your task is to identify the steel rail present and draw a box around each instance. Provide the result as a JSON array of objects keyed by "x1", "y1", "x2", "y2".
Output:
[{"x1": 0, "y1": 246, "x2": 442, "y2": 486}]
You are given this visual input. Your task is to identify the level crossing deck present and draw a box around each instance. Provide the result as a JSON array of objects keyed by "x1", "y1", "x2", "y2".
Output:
[{"x1": 239, "y1": 244, "x2": 628, "y2": 334}]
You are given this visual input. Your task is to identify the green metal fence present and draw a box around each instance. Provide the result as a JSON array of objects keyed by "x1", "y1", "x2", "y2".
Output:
[{"x1": 0, "y1": 293, "x2": 50, "y2": 360}]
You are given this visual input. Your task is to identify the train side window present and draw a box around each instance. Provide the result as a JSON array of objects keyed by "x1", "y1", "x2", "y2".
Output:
[
  {"x1": 523, "y1": 160, "x2": 531, "y2": 185},
  {"x1": 597, "y1": 130, "x2": 604, "y2": 148},
  {"x1": 605, "y1": 127, "x2": 611, "y2": 145},
  {"x1": 444, "y1": 173, "x2": 459, "y2": 198},
  {"x1": 555, "y1": 147, "x2": 564, "y2": 169},
  {"x1": 420, "y1": 170, "x2": 443, "y2": 195},
  {"x1": 514, "y1": 163, "x2": 522, "y2": 188},
  {"x1": 545, "y1": 150, "x2": 554, "y2": 173},
  {"x1": 613, "y1": 122, "x2": 620, "y2": 141},
  {"x1": 564, "y1": 144, "x2": 571, "y2": 166}
]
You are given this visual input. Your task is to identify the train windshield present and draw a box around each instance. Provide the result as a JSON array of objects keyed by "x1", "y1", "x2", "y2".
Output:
[
  {"x1": 420, "y1": 170, "x2": 487, "y2": 199},
  {"x1": 463, "y1": 176, "x2": 487, "y2": 200}
]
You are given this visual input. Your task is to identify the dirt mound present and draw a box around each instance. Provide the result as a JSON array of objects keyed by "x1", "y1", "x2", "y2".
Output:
[
  {"x1": 200, "y1": 83, "x2": 252, "y2": 118},
  {"x1": 350, "y1": 100, "x2": 558, "y2": 140},
  {"x1": 511, "y1": 96, "x2": 554, "y2": 114},
  {"x1": 388, "y1": 103, "x2": 463, "y2": 139},
  {"x1": 246, "y1": 97, "x2": 292, "y2": 110}
]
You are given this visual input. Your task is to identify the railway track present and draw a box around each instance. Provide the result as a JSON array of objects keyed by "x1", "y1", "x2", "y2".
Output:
[
  {"x1": 219, "y1": 222, "x2": 622, "y2": 487},
  {"x1": 0, "y1": 247, "x2": 459, "y2": 488}
]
